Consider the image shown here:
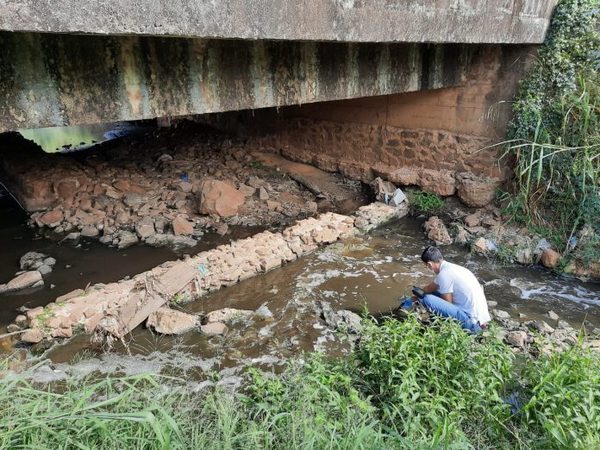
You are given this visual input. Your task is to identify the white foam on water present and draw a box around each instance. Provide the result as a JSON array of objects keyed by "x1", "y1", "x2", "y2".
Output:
[
  {"x1": 509, "y1": 278, "x2": 600, "y2": 306},
  {"x1": 28, "y1": 349, "x2": 220, "y2": 383}
]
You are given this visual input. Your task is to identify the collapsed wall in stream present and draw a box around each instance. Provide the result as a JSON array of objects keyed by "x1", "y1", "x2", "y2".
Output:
[{"x1": 16, "y1": 202, "x2": 408, "y2": 344}]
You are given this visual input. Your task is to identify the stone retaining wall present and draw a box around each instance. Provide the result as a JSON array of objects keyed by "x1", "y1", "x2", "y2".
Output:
[{"x1": 17, "y1": 202, "x2": 408, "y2": 343}]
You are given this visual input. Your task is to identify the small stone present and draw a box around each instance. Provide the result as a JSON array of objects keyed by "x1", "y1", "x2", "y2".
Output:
[
  {"x1": 464, "y1": 213, "x2": 481, "y2": 228},
  {"x1": 557, "y1": 320, "x2": 571, "y2": 330},
  {"x1": 117, "y1": 231, "x2": 139, "y2": 249},
  {"x1": 258, "y1": 187, "x2": 269, "y2": 201},
  {"x1": 43, "y1": 257, "x2": 56, "y2": 267},
  {"x1": 179, "y1": 181, "x2": 193, "y2": 193},
  {"x1": 423, "y1": 216, "x2": 452, "y2": 246},
  {"x1": 197, "y1": 179, "x2": 246, "y2": 217},
  {"x1": 336, "y1": 310, "x2": 363, "y2": 334},
  {"x1": 64, "y1": 232, "x2": 81, "y2": 241},
  {"x1": 200, "y1": 322, "x2": 228, "y2": 336},
  {"x1": 472, "y1": 237, "x2": 497, "y2": 255},
  {"x1": 528, "y1": 320, "x2": 555, "y2": 335},
  {"x1": 25, "y1": 307, "x2": 44, "y2": 321},
  {"x1": 135, "y1": 217, "x2": 156, "y2": 239},
  {"x1": 205, "y1": 308, "x2": 253, "y2": 323},
  {"x1": 266, "y1": 200, "x2": 281, "y2": 212},
  {"x1": 255, "y1": 304, "x2": 274, "y2": 320},
  {"x1": 51, "y1": 327, "x2": 73, "y2": 338},
  {"x1": 215, "y1": 222, "x2": 229, "y2": 236},
  {"x1": 6, "y1": 324, "x2": 20, "y2": 333},
  {"x1": 19, "y1": 251, "x2": 48, "y2": 270},
  {"x1": 38, "y1": 265, "x2": 52, "y2": 276},
  {"x1": 504, "y1": 330, "x2": 530, "y2": 349},
  {"x1": 540, "y1": 249, "x2": 560, "y2": 269},
  {"x1": 547, "y1": 310, "x2": 560, "y2": 321},
  {"x1": 494, "y1": 309, "x2": 511, "y2": 320},
  {"x1": 81, "y1": 225, "x2": 99, "y2": 237},
  {"x1": 21, "y1": 329, "x2": 44, "y2": 344},
  {"x1": 6, "y1": 271, "x2": 43, "y2": 291},
  {"x1": 172, "y1": 216, "x2": 194, "y2": 236},
  {"x1": 15, "y1": 315, "x2": 27, "y2": 327},
  {"x1": 39, "y1": 209, "x2": 64, "y2": 227},
  {"x1": 516, "y1": 248, "x2": 533, "y2": 265},
  {"x1": 146, "y1": 307, "x2": 198, "y2": 335}
]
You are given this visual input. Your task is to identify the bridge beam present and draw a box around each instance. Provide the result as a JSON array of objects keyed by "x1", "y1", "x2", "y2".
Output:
[{"x1": 0, "y1": 32, "x2": 475, "y2": 132}]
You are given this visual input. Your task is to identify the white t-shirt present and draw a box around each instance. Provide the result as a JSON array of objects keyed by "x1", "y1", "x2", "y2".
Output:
[{"x1": 435, "y1": 261, "x2": 491, "y2": 324}]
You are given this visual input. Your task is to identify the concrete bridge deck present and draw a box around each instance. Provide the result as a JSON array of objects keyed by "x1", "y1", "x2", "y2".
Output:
[
  {"x1": 0, "y1": 0, "x2": 557, "y2": 44},
  {"x1": 0, "y1": 1, "x2": 558, "y2": 132}
]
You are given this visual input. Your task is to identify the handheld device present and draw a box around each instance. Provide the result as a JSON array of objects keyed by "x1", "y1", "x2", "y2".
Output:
[{"x1": 412, "y1": 286, "x2": 425, "y2": 299}]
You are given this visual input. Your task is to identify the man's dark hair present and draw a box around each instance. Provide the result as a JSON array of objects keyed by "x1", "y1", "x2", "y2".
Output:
[{"x1": 421, "y1": 246, "x2": 443, "y2": 263}]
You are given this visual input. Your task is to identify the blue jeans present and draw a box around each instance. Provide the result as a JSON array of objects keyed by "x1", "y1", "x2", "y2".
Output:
[{"x1": 421, "y1": 293, "x2": 482, "y2": 334}]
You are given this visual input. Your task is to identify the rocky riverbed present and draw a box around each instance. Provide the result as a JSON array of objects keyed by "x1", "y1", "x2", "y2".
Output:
[{"x1": 0, "y1": 123, "x2": 367, "y2": 251}]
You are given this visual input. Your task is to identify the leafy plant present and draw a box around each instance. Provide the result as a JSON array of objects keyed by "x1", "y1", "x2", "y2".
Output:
[
  {"x1": 2, "y1": 316, "x2": 598, "y2": 449},
  {"x1": 408, "y1": 189, "x2": 445, "y2": 213},
  {"x1": 502, "y1": 0, "x2": 600, "y2": 259},
  {"x1": 520, "y1": 343, "x2": 600, "y2": 448}
]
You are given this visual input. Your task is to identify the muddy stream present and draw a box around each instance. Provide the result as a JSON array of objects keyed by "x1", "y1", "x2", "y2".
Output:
[{"x1": 1, "y1": 191, "x2": 598, "y2": 386}]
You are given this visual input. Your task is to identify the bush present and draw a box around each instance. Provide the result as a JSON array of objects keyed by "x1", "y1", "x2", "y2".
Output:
[
  {"x1": 354, "y1": 316, "x2": 513, "y2": 445},
  {"x1": 520, "y1": 344, "x2": 600, "y2": 449},
  {"x1": 1, "y1": 317, "x2": 598, "y2": 449},
  {"x1": 504, "y1": 0, "x2": 600, "y2": 258},
  {"x1": 408, "y1": 190, "x2": 445, "y2": 213}
]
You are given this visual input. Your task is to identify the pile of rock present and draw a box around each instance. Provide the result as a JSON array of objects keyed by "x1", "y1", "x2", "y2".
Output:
[
  {"x1": 3, "y1": 127, "x2": 352, "y2": 249},
  {"x1": 489, "y1": 306, "x2": 591, "y2": 355},
  {"x1": 0, "y1": 251, "x2": 55, "y2": 294},
  {"x1": 12, "y1": 202, "x2": 408, "y2": 344}
]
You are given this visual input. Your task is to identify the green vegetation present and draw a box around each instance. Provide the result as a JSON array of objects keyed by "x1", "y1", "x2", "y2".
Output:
[
  {"x1": 1, "y1": 316, "x2": 598, "y2": 449},
  {"x1": 502, "y1": 0, "x2": 600, "y2": 262},
  {"x1": 408, "y1": 189, "x2": 445, "y2": 213}
]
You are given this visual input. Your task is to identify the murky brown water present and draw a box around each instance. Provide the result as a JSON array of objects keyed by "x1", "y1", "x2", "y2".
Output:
[
  {"x1": 10, "y1": 214, "x2": 596, "y2": 385},
  {"x1": 0, "y1": 194, "x2": 263, "y2": 326}
]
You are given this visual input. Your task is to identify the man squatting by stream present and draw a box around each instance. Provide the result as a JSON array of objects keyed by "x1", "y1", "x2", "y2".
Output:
[{"x1": 410, "y1": 246, "x2": 491, "y2": 333}]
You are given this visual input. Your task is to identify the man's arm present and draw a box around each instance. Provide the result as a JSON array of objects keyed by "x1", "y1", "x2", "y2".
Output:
[
  {"x1": 423, "y1": 282, "x2": 439, "y2": 294},
  {"x1": 438, "y1": 292, "x2": 453, "y2": 303}
]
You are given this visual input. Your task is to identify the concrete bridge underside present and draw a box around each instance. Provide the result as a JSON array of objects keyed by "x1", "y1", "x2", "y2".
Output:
[{"x1": 0, "y1": 32, "x2": 477, "y2": 132}]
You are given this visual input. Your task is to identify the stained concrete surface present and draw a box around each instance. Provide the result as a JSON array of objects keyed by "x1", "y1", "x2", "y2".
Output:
[
  {"x1": 0, "y1": 33, "x2": 473, "y2": 132},
  {"x1": 0, "y1": 0, "x2": 557, "y2": 44}
]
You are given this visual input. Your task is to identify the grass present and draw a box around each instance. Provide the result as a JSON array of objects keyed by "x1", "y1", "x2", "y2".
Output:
[
  {"x1": 501, "y1": 0, "x2": 600, "y2": 264},
  {"x1": 407, "y1": 189, "x2": 445, "y2": 214},
  {"x1": 0, "y1": 316, "x2": 598, "y2": 449}
]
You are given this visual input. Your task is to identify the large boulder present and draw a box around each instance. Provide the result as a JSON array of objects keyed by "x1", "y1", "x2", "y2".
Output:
[
  {"x1": 456, "y1": 173, "x2": 498, "y2": 208},
  {"x1": 197, "y1": 179, "x2": 246, "y2": 217},
  {"x1": 146, "y1": 307, "x2": 199, "y2": 335}
]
